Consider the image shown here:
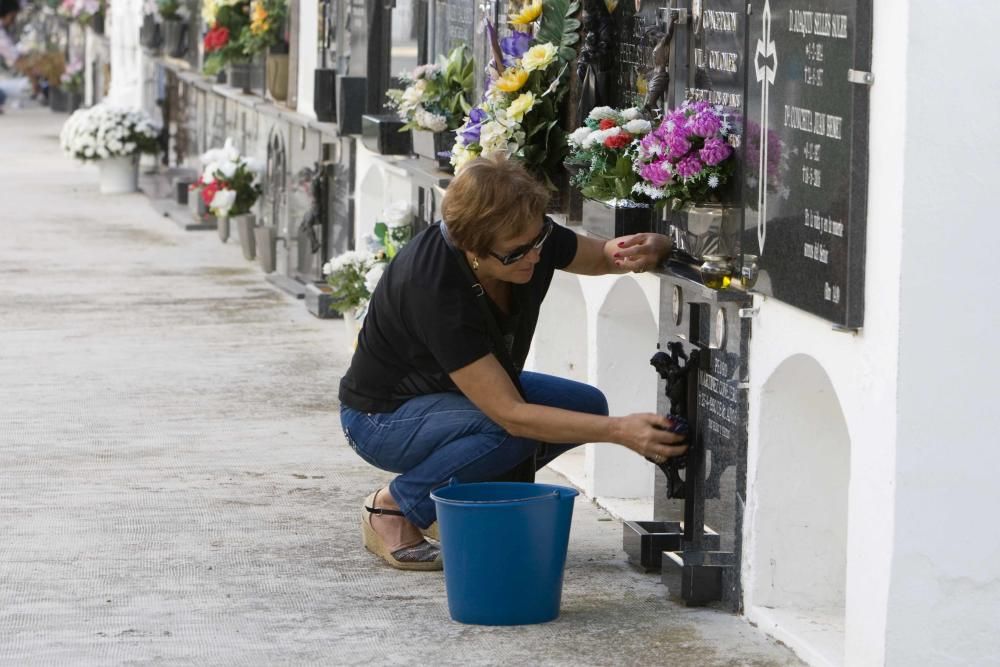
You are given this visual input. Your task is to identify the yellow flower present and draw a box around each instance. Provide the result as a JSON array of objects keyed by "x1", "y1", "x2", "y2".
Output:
[
  {"x1": 495, "y1": 68, "x2": 529, "y2": 93},
  {"x1": 510, "y1": 0, "x2": 543, "y2": 26},
  {"x1": 506, "y1": 92, "x2": 536, "y2": 122},
  {"x1": 520, "y1": 43, "x2": 557, "y2": 72},
  {"x1": 250, "y1": 1, "x2": 269, "y2": 34}
]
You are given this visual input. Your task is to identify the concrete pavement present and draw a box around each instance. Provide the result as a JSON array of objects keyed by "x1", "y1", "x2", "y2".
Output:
[{"x1": 0, "y1": 108, "x2": 801, "y2": 666}]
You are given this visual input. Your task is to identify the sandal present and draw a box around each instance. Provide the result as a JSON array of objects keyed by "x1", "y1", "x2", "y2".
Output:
[{"x1": 360, "y1": 490, "x2": 442, "y2": 571}]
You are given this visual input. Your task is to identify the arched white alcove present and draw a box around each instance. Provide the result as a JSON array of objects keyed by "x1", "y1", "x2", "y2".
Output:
[
  {"x1": 528, "y1": 271, "x2": 588, "y2": 383},
  {"x1": 528, "y1": 272, "x2": 589, "y2": 486},
  {"x1": 750, "y1": 353, "x2": 851, "y2": 666},
  {"x1": 588, "y1": 276, "x2": 658, "y2": 499},
  {"x1": 356, "y1": 162, "x2": 385, "y2": 245}
]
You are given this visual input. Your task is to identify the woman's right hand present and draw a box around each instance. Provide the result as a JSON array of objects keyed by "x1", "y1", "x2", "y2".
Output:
[{"x1": 615, "y1": 413, "x2": 689, "y2": 463}]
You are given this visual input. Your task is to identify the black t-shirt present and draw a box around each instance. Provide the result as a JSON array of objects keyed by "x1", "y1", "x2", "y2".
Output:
[{"x1": 338, "y1": 220, "x2": 579, "y2": 413}]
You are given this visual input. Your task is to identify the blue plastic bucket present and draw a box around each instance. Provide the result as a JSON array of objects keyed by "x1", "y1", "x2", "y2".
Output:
[{"x1": 430, "y1": 480, "x2": 579, "y2": 625}]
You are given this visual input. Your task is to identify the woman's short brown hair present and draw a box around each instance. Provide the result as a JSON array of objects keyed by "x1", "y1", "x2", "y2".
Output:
[{"x1": 441, "y1": 155, "x2": 550, "y2": 256}]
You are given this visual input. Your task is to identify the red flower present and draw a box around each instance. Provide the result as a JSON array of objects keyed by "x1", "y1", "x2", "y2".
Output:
[
  {"x1": 603, "y1": 132, "x2": 633, "y2": 150},
  {"x1": 204, "y1": 26, "x2": 230, "y2": 53},
  {"x1": 598, "y1": 118, "x2": 617, "y2": 130},
  {"x1": 200, "y1": 180, "x2": 220, "y2": 206}
]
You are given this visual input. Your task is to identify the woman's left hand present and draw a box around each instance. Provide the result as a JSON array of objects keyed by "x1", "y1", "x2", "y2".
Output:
[{"x1": 611, "y1": 233, "x2": 672, "y2": 274}]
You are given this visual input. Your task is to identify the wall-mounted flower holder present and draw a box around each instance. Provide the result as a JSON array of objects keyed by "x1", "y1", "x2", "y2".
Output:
[{"x1": 361, "y1": 114, "x2": 412, "y2": 155}]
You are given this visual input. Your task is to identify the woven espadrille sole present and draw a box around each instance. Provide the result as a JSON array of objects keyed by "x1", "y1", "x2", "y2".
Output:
[{"x1": 360, "y1": 517, "x2": 443, "y2": 571}]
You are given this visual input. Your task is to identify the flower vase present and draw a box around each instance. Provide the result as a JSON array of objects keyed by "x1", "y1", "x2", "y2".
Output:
[
  {"x1": 341, "y1": 308, "x2": 362, "y2": 352},
  {"x1": 412, "y1": 129, "x2": 454, "y2": 168},
  {"x1": 254, "y1": 225, "x2": 277, "y2": 273},
  {"x1": 139, "y1": 14, "x2": 161, "y2": 50},
  {"x1": 234, "y1": 213, "x2": 256, "y2": 260},
  {"x1": 162, "y1": 19, "x2": 188, "y2": 58},
  {"x1": 266, "y1": 53, "x2": 290, "y2": 102},
  {"x1": 49, "y1": 87, "x2": 69, "y2": 112},
  {"x1": 227, "y1": 59, "x2": 263, "y2": 95},
  {"x1": 672, "y1": 202, "x2": 741, "y2": 262},
  {"x1": 98, "y1": 155, "x2": 139, "y2": 195},
  {"x1": 217, "y1": 216, "x2": 230, "y2": 242},
  {"x1": 581, "y1": 197, "x2": 655, "y2": 240}
]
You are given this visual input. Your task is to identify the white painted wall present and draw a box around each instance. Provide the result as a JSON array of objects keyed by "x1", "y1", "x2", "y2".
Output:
[
  {"x1": 744, "y1": 1, "x2": 1000, "y2": 665},
  {"x1": 295, "y1": 0, "x2": 317, "y2": 118},
  {"x1": 106, "y1": 0, "x2": 144, "y2": 108},
  {"x1": 884, "y1": 1, "x2": 1000, "y2": 665}
]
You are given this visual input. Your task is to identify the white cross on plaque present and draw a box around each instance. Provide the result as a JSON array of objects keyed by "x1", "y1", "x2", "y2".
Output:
[{"x1": 754, "y1": 0, "x2": 777, "y2": 255}]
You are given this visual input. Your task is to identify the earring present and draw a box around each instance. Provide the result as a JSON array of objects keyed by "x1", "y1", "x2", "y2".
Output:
[{"x1": 471, "y1": 257, "x2": 479, "y2": 271}]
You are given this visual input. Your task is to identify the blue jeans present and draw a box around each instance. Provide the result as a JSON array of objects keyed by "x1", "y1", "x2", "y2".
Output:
[{"x1": 340, "y1": 371, "x2": 609, "y2": 528}]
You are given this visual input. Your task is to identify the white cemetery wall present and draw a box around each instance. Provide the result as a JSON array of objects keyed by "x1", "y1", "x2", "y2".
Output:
[
  {"x1": 885, "y1": 2, "x2": 1000, "y2": 665},
  {"x1": 107, "y1": 0, "x2": 144, "y2": 108},
  {"x1": 743, "y1": 1, "x2": 1000, "y2": 665},
  {"x1": 295, "y1": 0, "x2": 318, "y2": 118}
]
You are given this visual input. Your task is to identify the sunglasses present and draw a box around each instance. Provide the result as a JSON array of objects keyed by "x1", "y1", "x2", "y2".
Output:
[{"x1": 488, "y1": 219, "x2": 553, "y2": 266}]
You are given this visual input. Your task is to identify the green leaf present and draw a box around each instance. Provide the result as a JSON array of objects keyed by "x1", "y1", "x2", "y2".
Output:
[{"x1": 374, "y1": 222, "x2": 387, "y2": 241}]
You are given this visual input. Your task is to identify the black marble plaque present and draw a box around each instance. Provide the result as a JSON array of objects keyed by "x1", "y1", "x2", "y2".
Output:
[
  {"x1": 433, "y1": 0, "x2": 475, "y2": 58},
  {"x1": 684, "y1": 0, "x2": 746, "y2": 206},
  {"x1": 611, "y1": 1, "x2": 667, "y2": 109},
  {"x1": 741, "y1": 0, "x2": 870, "y2": 327},
  {"x1": 654, "y1": 272, "x2": 750, "y2": 610}
]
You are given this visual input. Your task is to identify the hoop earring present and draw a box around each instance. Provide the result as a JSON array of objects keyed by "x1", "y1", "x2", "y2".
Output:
[{"x1": 471, "y1": 257, "x2": 479, "y2": 271}]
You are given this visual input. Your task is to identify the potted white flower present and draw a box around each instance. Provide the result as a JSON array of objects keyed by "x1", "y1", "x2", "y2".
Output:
[
  {"x1": 60, "y1": 104, "x2": 160, "y2": 194},
  {"x1": 193, "y1": 139, "x2": 264, "y2": 258},
  {"x1": 322, "y1": 249, "x2": 379, "y2": 351}
]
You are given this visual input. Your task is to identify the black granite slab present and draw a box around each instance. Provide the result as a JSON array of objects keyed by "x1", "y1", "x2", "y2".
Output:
[
  {"x1": 741, "y1": 0, "x2": 871, "y2": 328},
  {"x1": 361, "y1": 114, "x2": 413, "y2": 155}
]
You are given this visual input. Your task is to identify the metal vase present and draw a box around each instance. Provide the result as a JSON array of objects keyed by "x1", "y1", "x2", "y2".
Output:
[
  {"x1": 266, "y1": 54, "x2": 290, "y2": 102},
  {"x1": 412, "y1": 129, "x2": 455, "y2": 166},
  {"x1": 217, "y1": 216, "x2": 230, "y2": 243},
  {"x1": 254, "y1": 225, "x2": 277, "y2": 273},
  {"x1": 673, "y1": 203, "x2": 741, "y2": 261},
  {"x1": 234, "y1": 213, "x2": 257, "y2": 260},
  {"x1": 226, "y1": 60, "x2": 262, "y2": 95},
  {"x1": 581, "y1": 197, "x2": 655, "y2": 240},
  {"x1": 162, "y1": 19, "x2": 187, "y2": 58}
]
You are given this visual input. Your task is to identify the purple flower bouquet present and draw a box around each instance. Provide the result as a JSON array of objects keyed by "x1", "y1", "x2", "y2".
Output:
[{"x1": 632, "y1": 100, "x2": 737, "y2": 210}]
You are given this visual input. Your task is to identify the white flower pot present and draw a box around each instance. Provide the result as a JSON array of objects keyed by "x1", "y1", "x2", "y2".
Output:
[
  {"x1": 342, "y1": 309, "x2": 362, "y2": 353},
  {"x1": 98, "y1": 155, "x2": 139, "y2": 195}
]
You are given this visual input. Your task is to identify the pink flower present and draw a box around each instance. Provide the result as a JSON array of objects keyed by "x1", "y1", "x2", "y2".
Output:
[
  {"x1": 699, "y1": 137, "x2": 732, "y2": 166},
  {"x1": 689, "y1": 111, "x2": 722, "y2": 138},
  {"x1": 640, "y1": 160, "x2": 673, "y2": 187},
  {"x1": 676, "y1": 154, "x2": 704, "y2": 179}
]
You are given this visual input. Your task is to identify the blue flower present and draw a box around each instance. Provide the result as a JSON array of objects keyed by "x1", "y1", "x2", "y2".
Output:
[
  {"x1": 459, "y1": 107, "x2": 488, "y2": 145},
  {"x1": 500, "y1": 31, "x2": 532, "y2": 66}
]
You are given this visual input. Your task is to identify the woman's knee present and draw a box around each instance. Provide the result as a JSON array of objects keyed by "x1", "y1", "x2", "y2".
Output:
[{"x1": 577, "y1": 384, "x2": 609, "y2": 417}]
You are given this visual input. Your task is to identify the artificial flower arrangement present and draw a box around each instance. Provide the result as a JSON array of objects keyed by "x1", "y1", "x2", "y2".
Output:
[
  {"x1": 202, "y1": 0, "x2": 251, "y2": 75},
  {"x1": 564, "y1": 106, "x2": 653, "y2": 203},
  {"x1": 450, "y1": 0, "x2": 580, "y2": 187},
  {"x1": 323, "y1": 202, "x2": 415, "y2": 316},
  {"x1": 59, "y1": 58, "x2": 84, "y2": 94},
  {"x1": 631, "y1": 100, "x2": 736, "y2": 209},
  {"x1": 60, "y1": 104, "x2": 160, "y2": 162},
  {"x1": 239, "y1": 0, "x2": 288, "y2": 56},
  {"x1": 57, "y1": 0, "x2": 103, "y2": 26},
  {"x1": 191, "y1": 139, "x2": 264, "y2": 218},
  {"x1": 386, "y1": 45, "x2": 474, "y2": 133},
  {"x1": 323, "y1": 250, "x2": 380, "y2": 317}
]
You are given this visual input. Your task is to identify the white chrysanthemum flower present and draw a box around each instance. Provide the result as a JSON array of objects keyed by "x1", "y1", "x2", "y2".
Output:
[
  {"x1": 568, "y1": 126, "x2": 593, "y2": 147},
  {"x1": 414, "y1": 107, "x2": 449, "y2": 132},
  {"x1": 623, "y1": 119, "x2": 652, "y2": 135},
  {"x1": 587, "y1": 106, "x2": 616, "y2": 121},
  {"x1": 382, "y1": 201, "x2": 412, "y2": 227},
  {"x1": 622, "y1": 107, "x2": 643, "y2": 121},
  {"x1": 364, "y1": 262, "x2": 387, "y2": 294},
  {"x1": 707, "y1": 174, "x2": 720, "y2": 189}
]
